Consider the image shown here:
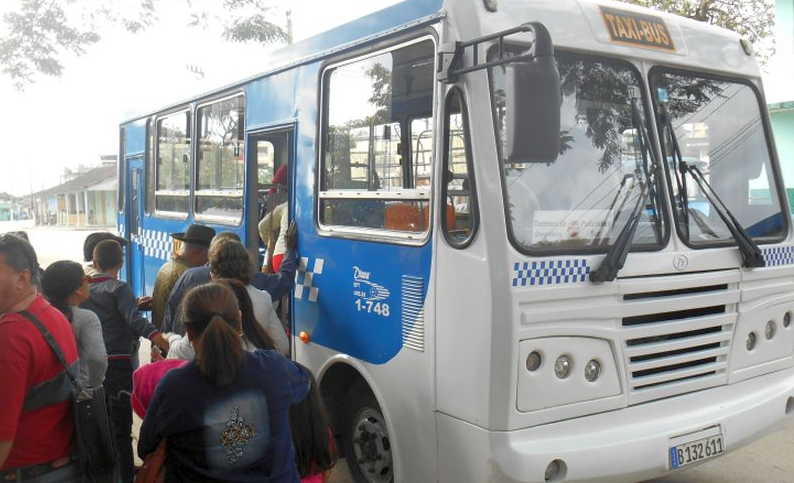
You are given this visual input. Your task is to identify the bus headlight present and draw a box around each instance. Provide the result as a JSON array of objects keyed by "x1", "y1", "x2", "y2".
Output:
[
  {"x1": 584, "y1": 359, "x2": 601, "y2": 382},
  {"x1": 765, "y1": 320, "x2": 777, "y2": 340},
  {"x1": 517, "y1": 337, "x2": 621, "y2": 413},
  {"x1": 554, "y1": 355, "x2": 572, "y2": 379}
]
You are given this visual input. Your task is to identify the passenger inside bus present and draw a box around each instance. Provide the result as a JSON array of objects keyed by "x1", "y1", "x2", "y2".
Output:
[{"x1": 259, "y1": 164, "x2": 290, "y2": 272}]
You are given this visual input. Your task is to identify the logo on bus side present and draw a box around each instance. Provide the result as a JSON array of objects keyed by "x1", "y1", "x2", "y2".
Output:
[
  {"x1": 673, "y1": 254, "x2": 689, "y2": 272},
  {"x1": 353, "y1": 266, "x2": 391, "y2": 317},
  {"x1": 600, "y1": 6, "x2": 676, "y2": 52}
]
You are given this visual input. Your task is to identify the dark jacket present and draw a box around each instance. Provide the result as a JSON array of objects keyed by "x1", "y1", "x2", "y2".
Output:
[{"x1": 82, "y1": 275, "x2": 158, "y2": 357}]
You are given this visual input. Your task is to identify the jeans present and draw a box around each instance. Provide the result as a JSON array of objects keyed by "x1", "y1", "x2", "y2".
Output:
[
  {"x1": 4, "y1": 462, "x2": 81, "y2": 482},
  {"x1": 105, "y1": 358, "x2": 134, "y2": 483}
]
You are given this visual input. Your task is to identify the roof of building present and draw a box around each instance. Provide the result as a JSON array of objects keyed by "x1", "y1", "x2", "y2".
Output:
[{"x1": 32, "y1": 165, "x2": 117, "y2": 198}]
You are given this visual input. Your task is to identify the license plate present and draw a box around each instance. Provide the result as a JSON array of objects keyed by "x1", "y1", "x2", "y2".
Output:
[{"x1": 670, "y1": 435, "x2": 725, "y2": 469}]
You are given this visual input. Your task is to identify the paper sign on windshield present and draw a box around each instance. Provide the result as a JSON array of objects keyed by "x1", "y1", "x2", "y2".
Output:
[
  {"x1": 533, "y1": 210, "x2": 611, "y2": 245},
  {"x1": 600, "y1": 6, "x2": 675, "y2": 52}
]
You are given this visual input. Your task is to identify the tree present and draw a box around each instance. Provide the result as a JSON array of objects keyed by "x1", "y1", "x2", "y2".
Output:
[
  {"x1": 620, "y1": 0, "x2": 776, "y2": 62},
  {"x1": 0, "y1": 0, "x2": 287, "y2": 90}
]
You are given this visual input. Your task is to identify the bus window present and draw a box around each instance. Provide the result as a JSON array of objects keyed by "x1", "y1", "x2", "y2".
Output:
[
  {"x1": 195, "y1": 95, "x2": 245, "y2": 224},
  {"x1": 320, "y1": 38, "x2": 434, "y2": 236},
  {"x1": 411, "y1": 117, "x2": 433, "y2": 188},
  {"x1": 257, "y1": 140, "x2": 276, "y2": 186},
  {"x1": 155, "y1": 110, "x2": 191, "y2": 215},
  {"x1": 442, "y1": 88, "x2": 478, "y2": 247}
]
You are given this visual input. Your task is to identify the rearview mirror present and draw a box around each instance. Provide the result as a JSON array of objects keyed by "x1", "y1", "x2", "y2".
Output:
[{"x1": 503, "y1": 24, "x2": 561, "y2": 164}]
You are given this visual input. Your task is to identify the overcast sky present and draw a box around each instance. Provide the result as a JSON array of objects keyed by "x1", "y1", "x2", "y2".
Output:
[
  {"x1": 1, "y1": 1, "x2": 791, "y2": 196},
  {"x1": 0, "y1": 0, "x2": 401, "y2": 196}
]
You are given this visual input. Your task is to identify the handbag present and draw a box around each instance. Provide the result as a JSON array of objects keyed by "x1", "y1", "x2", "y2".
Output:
[
  {"x1": 134, "y1": 440, "x2": 166, "y2": 483},
  {"x1": 21, "y1": 311, "x2": 118, "y2": 483}
]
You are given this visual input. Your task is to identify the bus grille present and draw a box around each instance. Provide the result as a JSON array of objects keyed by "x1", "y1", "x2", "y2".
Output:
[{"x1": 621, "y1": 283, "x2": 735, "y2": 405}]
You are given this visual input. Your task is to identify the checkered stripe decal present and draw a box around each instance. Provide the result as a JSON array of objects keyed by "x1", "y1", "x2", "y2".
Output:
[
  {"x1": 512, "y1": 259, "x2": 591, "y2": 287},
  {"x1": 295, "y1": 257, "x2": 324, "y2": 302},
  {"x1": 132, "y1": 229, "x2": 171, "y2": 261},
  {"x1": 762, "y1": 246, "x2": 794, "y2": 267}
]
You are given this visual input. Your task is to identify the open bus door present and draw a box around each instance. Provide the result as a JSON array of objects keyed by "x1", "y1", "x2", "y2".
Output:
[{"x1": 247, "y1": 127, "x2": 295, "y2": 347}]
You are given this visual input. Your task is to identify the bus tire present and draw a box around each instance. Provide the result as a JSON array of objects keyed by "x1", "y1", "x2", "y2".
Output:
[{"x1": 343, "y1": 383, "x2": 394, "y2": 483}]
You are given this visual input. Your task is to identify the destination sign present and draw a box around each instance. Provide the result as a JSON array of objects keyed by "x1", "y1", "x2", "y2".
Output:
[{"x1": 600, "y1": 6, "x2": 675, "y2": 51}]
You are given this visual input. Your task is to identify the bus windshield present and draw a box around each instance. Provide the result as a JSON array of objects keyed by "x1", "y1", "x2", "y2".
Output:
[
  {"x1": 490, "y1": 52, "x2": 666, "y2": 254},
  {"x1": 650, "y1": 69, "x2": 787, "y2": 245}
]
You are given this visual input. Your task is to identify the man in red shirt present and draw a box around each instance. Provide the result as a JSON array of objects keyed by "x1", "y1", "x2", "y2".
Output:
[{"x1": 0, "y1": 234, "x2": 81, "y2": 481}]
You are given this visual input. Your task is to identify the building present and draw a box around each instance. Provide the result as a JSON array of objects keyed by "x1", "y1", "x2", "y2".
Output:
[
  {"x1": 769, "y1": 0, "x2": 794, "y2": 210},
  {"x1": 30, "y1": 157, "x2": 118, "y2": 227}
]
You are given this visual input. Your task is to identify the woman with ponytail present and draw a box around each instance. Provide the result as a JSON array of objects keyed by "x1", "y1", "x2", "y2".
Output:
[
  {"x1": 42, "y1": 260, "x2": 107, "y2": 389},
  {"x1": 138, "y1": 282, "x2": 310, "y2": 482}
]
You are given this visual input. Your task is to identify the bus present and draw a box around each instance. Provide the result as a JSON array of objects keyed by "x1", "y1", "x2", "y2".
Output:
[{"x1": 118, "y1": 0, "x2": 794, "y2": 481}]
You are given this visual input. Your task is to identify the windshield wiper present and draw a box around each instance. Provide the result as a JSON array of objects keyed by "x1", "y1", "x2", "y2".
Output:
[
  {"x1": 684, "y1": 164, "x2": 765, "y2": 267},
  {"x1": 590, "y1": 98, "x2": 658, "y2": 283},
  {"x1": 592, "y1": 174, "x2": 636, "y2": 246},
  {"x1": 659, "y1": 107, "x2": 765, "y2": 268}
]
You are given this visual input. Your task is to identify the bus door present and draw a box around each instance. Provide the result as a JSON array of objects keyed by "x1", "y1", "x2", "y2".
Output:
[
  {"x1": 125, "y1": 157, "x2": 146, "y2": 297},
  {"x1": 247, "y1": 127, "x2": 295, "y2": 332}
]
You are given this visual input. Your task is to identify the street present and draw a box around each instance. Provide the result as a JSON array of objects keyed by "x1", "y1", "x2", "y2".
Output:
[{"x1": 4, "y1": 220, "x2": 793, "y2": 483}]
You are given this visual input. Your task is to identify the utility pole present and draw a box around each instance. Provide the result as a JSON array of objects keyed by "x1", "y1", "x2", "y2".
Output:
[{"x1": 286, "y1": 9, "x2": 293, "y2": 45}]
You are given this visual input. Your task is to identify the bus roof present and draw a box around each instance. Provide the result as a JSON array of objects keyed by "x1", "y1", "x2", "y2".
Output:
[
  {"x1": 123, "y1": 0, "x2": 760, "y2": 125},
  {"x1": 121, "y1": 0, "x2": 444, "y2": 124}
]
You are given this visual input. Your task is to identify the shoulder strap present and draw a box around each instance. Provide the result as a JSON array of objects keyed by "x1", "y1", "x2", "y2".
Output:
[{"x1": 19, "y1": 310, "x2": 82, "y2": 392}]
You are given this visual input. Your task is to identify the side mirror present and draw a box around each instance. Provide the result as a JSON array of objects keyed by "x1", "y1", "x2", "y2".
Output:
[{"x1": 503, "y1": 23, "x2": 561, "y2": 164}]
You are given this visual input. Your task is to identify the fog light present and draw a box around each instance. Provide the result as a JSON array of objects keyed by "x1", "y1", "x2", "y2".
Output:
[
  {"x1": 784, "y1": 311, "x2": 792, "y2": 328},
  {"x1": 544, "y1": 459, "x2": 567, "y2": 482},
  {"x1": 554, "y1": 355, "x2": 572, "y2": 379},
  {"x1": 526, "y1": 351, "x2": 542, "y2": 372},
  {"x1": 746, "y1": 332, "x2": 757, "y2": 351},
  {"x1": 766, "y1": 321, "x2": 777, "y2": 340},
  {"x1": 584, "y1": 359, "x2": 601, "y2": 382}
]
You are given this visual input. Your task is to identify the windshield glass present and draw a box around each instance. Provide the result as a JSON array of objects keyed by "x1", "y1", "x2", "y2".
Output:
[
  {"x1": 490, "y1": 52, "x2": 666, "y2": 253},
  {"x1": 651, "y1": 69, "x2": 786, "y2": 245}
]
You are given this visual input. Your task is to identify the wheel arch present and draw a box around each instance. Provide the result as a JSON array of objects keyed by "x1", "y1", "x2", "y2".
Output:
[{"x1": 316, "y1": 355, "x2": 401, "y2": 476}]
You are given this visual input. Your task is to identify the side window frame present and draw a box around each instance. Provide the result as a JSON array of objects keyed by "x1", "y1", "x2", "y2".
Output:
[
  {"x1": 153, "y1": 108, "x2": 192, "y2": 219},
  {"x1": 193, "y1": 92, "x2": 246, "y2": 226},
  {"x1": 316, "y1": 35, "x2": 437, "y2": 244},
  {"x1": 442, "y1": 86, "x2": 479, "y2": 248},
  {"x1": 145, "y1": 118, "x2": 156, "y2": 214}
]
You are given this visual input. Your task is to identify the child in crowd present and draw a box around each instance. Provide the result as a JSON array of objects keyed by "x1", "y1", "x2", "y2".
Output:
[
  {"x1": 82, "y1": 239, "x2": 170, "y2": 483},
  {"x1": 289, "y1": 368, "x2": 337, "y2": 483},
  {"x1": 41, "y1": 260, "x2": 107, "y2": 389}
]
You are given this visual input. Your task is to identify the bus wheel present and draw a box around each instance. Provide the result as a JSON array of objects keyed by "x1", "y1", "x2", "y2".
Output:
[{"x1": 343, "y1": 385, "x2": 393, "y2": 483}]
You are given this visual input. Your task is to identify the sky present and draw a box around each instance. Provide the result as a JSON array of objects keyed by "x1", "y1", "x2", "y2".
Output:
[{"x1": 0, "y1": 0, "x2": 401, "y2": 196}]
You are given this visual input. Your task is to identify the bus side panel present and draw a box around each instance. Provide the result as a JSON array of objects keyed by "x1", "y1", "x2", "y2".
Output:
[{"x1": 288, "y1": 62, "x2": 432, "y2": 364}]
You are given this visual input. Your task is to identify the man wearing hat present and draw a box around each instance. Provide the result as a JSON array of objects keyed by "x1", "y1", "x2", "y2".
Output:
[{"x1": 151, "y1": 224, "x2": 215, "y2": 330}]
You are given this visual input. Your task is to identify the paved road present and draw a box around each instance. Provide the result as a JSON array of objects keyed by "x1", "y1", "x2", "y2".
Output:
[{"x1": 4, "y1": 220, "x2": 792, "y2": 483}]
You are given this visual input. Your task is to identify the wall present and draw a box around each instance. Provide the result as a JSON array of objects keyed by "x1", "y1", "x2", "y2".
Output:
[{"x1": 772, "y1": 109, "x2": 794, "y2": 211}]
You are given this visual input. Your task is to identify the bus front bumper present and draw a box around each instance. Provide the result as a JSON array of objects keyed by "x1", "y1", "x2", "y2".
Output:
[{"x1": 437, "y1": 367, "x2": 794, "y2": 483}]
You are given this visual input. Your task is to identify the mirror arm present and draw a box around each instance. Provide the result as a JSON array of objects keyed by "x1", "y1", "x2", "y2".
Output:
[{"x1": 438, "y1": 22, "x2": 553, "y2": 84}]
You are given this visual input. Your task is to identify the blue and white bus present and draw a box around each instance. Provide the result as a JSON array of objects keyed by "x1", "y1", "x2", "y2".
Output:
[{"x1": 119, "y1": 0, "x2": 794, "y2": 481}]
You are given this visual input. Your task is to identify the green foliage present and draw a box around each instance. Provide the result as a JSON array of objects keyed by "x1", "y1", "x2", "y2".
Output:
[
  {"x1": 0, "y1": 0, "x2": 286, "y2": 90},
  {"x1": 0, "y1": 0, "x2": 100, "y2": 89},
  {"x1": 620, "y1": 0, "x2": 776, "y2": 61}
]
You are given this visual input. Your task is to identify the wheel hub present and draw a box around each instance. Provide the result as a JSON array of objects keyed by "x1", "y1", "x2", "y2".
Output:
[{"x1": 352, "y1": 408, "x2": 392, "y2": 483}]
